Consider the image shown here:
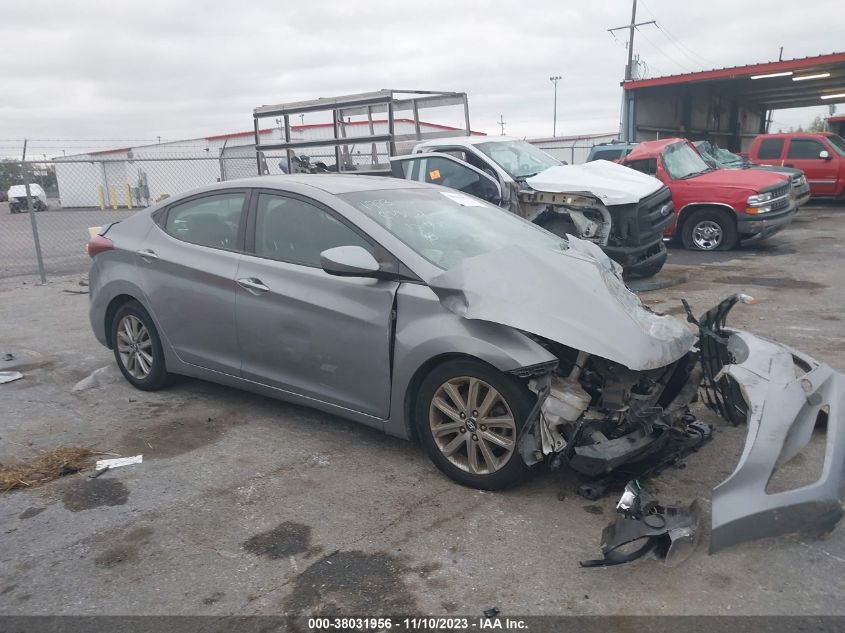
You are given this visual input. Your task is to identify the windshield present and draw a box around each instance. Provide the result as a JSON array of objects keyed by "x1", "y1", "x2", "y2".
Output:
[
  {"x1": 827, "y1": 134, "x2": 845, "y2": 156},
  {"x1": 662, "y1": 142, "x2": 713, "y2": 179},
  {"x1": 696, "y1": 141, "x2": 745, "y2": 167},
  {"x1": 341, "y1": 188, "x2": 568, "y2": 270},
  {"x1": 473, "y1": 140, "x2": 560, "y2": 179}
]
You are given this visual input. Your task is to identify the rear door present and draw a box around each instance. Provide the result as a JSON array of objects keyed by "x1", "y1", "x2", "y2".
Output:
[
  {"x1": 390, "y1": 153, "x2": 503, "y2": 206},
  {"x1": 139, "y1": 190, "x2": 248, "y2": 375},
  {"x1": 753, "y1": 137, "x2": 786, "y2": 166},
  {"x1": 784, "y1": 137, "x2": 839, "y2": 196},
  {"x1": 235, "y1": 190, "x2": 399, "y2": 419}
]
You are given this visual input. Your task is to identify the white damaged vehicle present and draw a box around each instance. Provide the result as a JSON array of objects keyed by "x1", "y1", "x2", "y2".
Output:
[{"x1": 391, "y1": 136, "x2": 675, "y2": 277}]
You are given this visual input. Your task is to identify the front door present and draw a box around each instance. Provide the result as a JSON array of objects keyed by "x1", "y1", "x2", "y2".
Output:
[
  {"x1": 235, "y1": 191, "x2": 398, "y2": 419},
  {"x1": 390, "y1": 154, "x2": 503, "y2": 206},
  {"x1": 784, "y1": 137, "x2": 839, "y2": 196},
  {"x1": 138, "y1": 191, "x2": 248, "y2": 375}
]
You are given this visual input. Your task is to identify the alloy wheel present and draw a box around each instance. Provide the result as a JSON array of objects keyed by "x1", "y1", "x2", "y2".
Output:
[
  {"x1": 429, "y1": 376, "x2": 516, "y2": 475},
  {"x1": 691, "y1": 220, "x2": 723, "y2": 250},
  {"x1": 116, "y1": 314, "x2": 153, "y2": 379}
]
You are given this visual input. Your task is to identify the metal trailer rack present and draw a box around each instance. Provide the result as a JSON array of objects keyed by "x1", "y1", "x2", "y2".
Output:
[{"x1": 252, "y1": 90, "x2": 470, "y2": 176}]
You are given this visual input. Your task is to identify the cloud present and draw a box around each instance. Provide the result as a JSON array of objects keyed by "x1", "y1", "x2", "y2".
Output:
[{"x1": 0, "y1": 0, "x2": 841, "y2": 156}]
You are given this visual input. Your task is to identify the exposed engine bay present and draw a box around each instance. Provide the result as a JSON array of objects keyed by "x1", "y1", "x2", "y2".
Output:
[
  {"x1": 514, "y1": 293, "x2": 845, "y2": 559},
  {"x1": 519, "y1": 334, "x2": 708, "y2": 490}
]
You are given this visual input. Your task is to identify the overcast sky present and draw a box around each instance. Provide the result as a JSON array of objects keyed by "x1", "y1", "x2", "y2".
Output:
[{"x1": 1, "y1": 0, "x2": 842, "y2": 157}]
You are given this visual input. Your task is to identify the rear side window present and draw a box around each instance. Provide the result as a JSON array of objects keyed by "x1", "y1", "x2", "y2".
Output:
[
  {"x1": 254, "y1": 193, "x2": 373, "y2": 267},
  {"x1": 625, "y1": 158, "x2": 658, "y2": 175},
  {"x1": 787, "y1": 139, "x2": 827, "y2": 159},
  {"x1": 757, "y1": 138, "x2": 785, "y2": 159},
  {"x1": 164, "y1": 193, "x2": 245, "y2": 250},
  {"x1": 590, "y1": 149, "x2": 623, "y2": 161}
]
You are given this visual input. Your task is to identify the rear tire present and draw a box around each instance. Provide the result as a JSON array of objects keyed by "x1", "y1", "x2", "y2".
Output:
[
  {"x1": 415, "y1": 359, "x2": 533, "y2": 490},
  {"x1": 111, "y1": 300, "x2": 172, "y2": 391},
  {"x1": 681, "y1": 208, "x2": 737, "y2": 251}
]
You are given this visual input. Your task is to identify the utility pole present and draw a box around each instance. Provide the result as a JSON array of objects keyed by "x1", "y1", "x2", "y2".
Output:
[
  {"x1": 550, "y1": 75, "x2": 561, "y2": 137},
  {"x1": 497, "y1": 115, "x2": 506, "y2": 136},
  {"x1": 608, "y1": 0, "x2": 656, "y2": 141}
]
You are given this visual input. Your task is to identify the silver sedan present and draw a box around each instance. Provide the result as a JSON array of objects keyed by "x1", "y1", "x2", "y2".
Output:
[{"x1": 87, "y1": 174, "x2": 845, "y2": 555}]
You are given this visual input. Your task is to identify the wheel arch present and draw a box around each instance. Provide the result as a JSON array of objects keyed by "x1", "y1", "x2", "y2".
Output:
[
  {"x1": 676, "y1": 202, "x2": 737, "y2": 236},
  {"x1": 401, "y1": 352, "x2": 513, "y2": 443},
  {"x1": 104, "y1": 294, "x2": 142, "y2": 349}
]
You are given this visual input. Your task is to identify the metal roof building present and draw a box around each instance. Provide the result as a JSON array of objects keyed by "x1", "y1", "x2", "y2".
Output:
[{"x1": 621, "y1": 52, "x2": 845, "y2": 151}]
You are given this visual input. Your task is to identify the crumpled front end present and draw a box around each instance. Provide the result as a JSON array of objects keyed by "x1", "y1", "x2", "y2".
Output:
[{"x1": 694, "y1": 295, "x2": 845, "y2": 552}]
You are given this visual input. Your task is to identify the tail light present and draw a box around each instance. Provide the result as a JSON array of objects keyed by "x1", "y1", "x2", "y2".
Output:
[{"x1": 87, "y1": 235, "x2": 114, "y2": 258}]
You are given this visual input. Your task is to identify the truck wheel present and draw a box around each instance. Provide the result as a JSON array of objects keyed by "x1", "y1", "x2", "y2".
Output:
[
  {"x1": 415, "y1": 359, "x2": 533, "y2": 490},
  {"x1": 681, "y1": 208, "x2": 737, "y2": 251}
]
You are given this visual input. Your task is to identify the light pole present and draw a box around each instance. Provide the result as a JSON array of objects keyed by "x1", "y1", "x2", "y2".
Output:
[{"x1": 550, "y1": 75, "x2": 562, "y2": 137}]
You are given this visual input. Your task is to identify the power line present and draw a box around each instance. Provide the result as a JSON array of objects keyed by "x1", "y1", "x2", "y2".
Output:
[
  {"x1": 638, "y1": 0, "x2": 716, "y2": 68},
  {"x1": 635, "y1": 25, "x2": 694, "y2": 74}
]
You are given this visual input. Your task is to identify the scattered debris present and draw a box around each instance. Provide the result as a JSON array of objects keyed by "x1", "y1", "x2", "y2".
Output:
[
  {"x1": 2, "y1": 353, "x2": 14, "y2": 362},
  {"x1": 89, "y1": 466, "x2": 110, "y2": 479},
  {"x1": 628, "y1": 274, "x2": 689, "y2": 294},
  {"x1": 62, "y1": 289, "x2": 88, "y2": 295},
  {"x1": 72, "y1": 365, "x2": 121, "y2": 392},
  {"x1": 575, "y1": 414, "x2": 711, "y2": 500},
  {"x1": 0, "y1": 447, "x2": 96, "y2": 493},
  {"x1": 483, "y1": 607, "x2": 500, "y2": 618},
  {"x1": 0, "y1": 371, "x2": 24, "y2": 385},
  {"x1": 580, "y1": 480, "x2": 702, "y2": 568},
  {"x1": 94, "y1": 455, "x2": 143, "y2": 471}
]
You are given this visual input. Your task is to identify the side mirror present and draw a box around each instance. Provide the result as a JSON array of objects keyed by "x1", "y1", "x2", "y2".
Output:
[
  {"x1": 320, "y1": 245, "x2": 380, "y2": 277},
  {"x1": 820, "y1": 150, "x2": 831, "y2": 160}
]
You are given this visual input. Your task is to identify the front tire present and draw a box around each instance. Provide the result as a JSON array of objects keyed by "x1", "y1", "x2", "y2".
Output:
[
  {"x1": 415, "y1": 359, "x2": 533, "y2": 490},
  {"x1": 111, "y1": 300, "x2": 171, "y2": 391},
  {"x1": 681, "y1": 208, "x2": 737, "y2": 251}
]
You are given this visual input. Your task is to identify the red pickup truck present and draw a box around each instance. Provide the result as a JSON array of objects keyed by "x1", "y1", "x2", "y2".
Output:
[
  {"x1": 623, "y1": 138, "x2": 796, "y2": 251},
  {"x1": 745, "y1": 132, "x2": 845, "y2": 198}
]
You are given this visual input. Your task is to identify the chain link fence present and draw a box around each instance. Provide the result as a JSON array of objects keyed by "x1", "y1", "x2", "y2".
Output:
[
  {"x1": 1, "y1": 153, "x2": 258, "y2": 281},
  {"x1": 1, "y1": 138, "x2": 609, "y2": 281}
]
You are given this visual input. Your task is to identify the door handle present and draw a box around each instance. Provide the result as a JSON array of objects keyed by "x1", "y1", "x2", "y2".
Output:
[
  {"x1": 136, "y1": 249, "x2": 158, "y2": 262},
  {"x1": 237, "y1": 277, "x2": 270, "y2": 294},
  {"x1": 784, "y1": 163, "x2": 795, "y2": 167}
]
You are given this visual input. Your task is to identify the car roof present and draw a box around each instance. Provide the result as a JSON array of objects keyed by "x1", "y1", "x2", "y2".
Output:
[
  {"x1": 625, "y1": 138, "x2": 687, "y2": 160},
  {"x1": 755, "y1": 132, "x2": 835, "y2": 138},
  {"x1": 189, "y1": 173, "x2": 429, "y2": 196},
  {"x1": 415, "y1": 135, "x2": 514, "y2": 147}
]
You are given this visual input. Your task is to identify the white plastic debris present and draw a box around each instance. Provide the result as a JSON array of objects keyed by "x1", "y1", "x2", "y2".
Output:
[
  {"x1": 95, "y1": 455, "x2": 143, "y2": 470},
  {"x1": 72, "y1": 365, "x2": 121, "y2": 392},
  {"x1": 0, "y1": 371, "x2": 23, "y2": 384}
]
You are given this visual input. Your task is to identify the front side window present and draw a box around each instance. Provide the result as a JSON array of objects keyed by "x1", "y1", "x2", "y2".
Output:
[
  {"x1": 826, "y1": 134, "x2": 845, "y2": 156},
  {"x1": 398, "y1": 155, "x2": 498, "y2": 201},
  {"x1": 341, "y1": 188, "x2": 568, "y2": 270},
  {"x1": 164, "y1": 193, "x2": 245, "y2": 250},
  {"x1": 787, "y1": 139, "x2": 827, "y2": 160},
  {"x1": 254, "y1": 193, "x2": 373, "y2": 267},
  {"x1": 661, "y1": 142, "x2": 712, "y2": 179},
  {"x1": 473, "y1": 140, "x2": 560, "y2": 179},
  {"x1": 758, "y1": 138, "x2": 785, "y2": 160}
]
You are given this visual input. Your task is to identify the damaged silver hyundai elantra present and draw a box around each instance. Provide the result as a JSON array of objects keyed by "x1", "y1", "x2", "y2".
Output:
[{"x1": 86, "y1": 174, "x2": 844, "y2": 552}]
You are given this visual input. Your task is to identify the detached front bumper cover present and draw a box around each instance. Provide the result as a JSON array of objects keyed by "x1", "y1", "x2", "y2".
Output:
[{"x1": 693, "y1": 295, "x2": 845, "y2": 552}]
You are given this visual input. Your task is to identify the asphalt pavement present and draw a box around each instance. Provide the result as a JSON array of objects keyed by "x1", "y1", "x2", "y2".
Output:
[{"x1": 1, "y1": 203, "x2": 844, "y2": 617}]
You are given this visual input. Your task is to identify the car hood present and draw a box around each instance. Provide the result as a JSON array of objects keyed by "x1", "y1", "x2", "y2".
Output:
[
  {"x1": 685, "y1": 168, "x2": 789, "y2": 191},
  {"x1": 428, "y1": 237, "x2": 696, "y2": 371},
  {"x1": 525, "y1": 160, "x2": 664, "y2": 206},
  {"x1": 743, "y1": 164, "x2": 804, "y2": 178}
]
